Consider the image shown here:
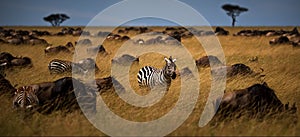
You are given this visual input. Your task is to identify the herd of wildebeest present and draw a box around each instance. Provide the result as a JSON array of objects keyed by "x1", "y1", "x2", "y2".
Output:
[{"x1": 0, "y1": 26, "x2": 298, "y2": 125}]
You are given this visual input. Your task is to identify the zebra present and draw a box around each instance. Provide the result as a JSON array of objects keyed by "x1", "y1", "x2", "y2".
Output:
[
  {"x1": 13, "y1": 86, "x2": 39, "y2": 109},
  {"x1": 137, "y1": 56, "x2": 177, "y2": 90},
  {"x1": 48, "y1": 59, "x2": 87, "y2": 74}
]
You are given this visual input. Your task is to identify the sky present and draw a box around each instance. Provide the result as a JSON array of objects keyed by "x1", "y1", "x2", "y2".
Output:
[{"x1": 0, "y1": 0, "x2": 299, "y2": 26}]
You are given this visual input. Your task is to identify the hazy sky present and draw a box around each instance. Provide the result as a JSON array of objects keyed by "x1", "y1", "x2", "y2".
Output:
[{"x1": 0, "y1": 0, "x2": 299, "y2": 26}]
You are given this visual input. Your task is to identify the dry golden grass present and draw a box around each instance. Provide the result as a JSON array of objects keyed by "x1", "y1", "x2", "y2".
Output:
[{"x1": 0, "y1": 26, "x2": 299, "y2": 136}]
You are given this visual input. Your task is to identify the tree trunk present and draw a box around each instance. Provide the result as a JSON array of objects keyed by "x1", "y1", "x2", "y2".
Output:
[{"x1": 231, "y1": 16, "x2": 236, "y2": 27}]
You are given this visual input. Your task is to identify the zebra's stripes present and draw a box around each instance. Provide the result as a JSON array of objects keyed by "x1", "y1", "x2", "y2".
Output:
[
  {"x1": 48, "y1": 59, "x2": 88, "y2": 74},
  {"x1": 13, "y1": 86, "x2": 39, "y2": 109},
  {"x1": 137, "y1": 56, "x2": 177, "y2": 89}
]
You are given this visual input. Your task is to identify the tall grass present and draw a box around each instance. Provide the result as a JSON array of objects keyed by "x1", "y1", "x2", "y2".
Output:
[{"x1": 0, "y1": 26, "x2": 299, "y2": 136}]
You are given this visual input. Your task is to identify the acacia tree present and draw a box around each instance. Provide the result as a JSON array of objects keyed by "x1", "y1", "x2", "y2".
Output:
[
  {"x1": 43, "y1": 13, "x2": 70, "y2": 27},
  {"x1": 222, "y1": 4, "x2": 248, "y2": 27}
]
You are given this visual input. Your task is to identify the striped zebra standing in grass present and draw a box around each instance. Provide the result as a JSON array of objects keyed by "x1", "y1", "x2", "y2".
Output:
[
  {"x1": 137, "y1": 56, "x2": 177, "y2": 90},
  {"x1": 13, "y1": 86, "x2": 39, "y2": 109},
  {"x1": 48, "y1": 59, "x2": 86, "y2": 74}
]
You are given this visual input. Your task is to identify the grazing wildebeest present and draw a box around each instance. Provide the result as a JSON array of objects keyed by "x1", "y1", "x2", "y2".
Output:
[
  {"x1": 195, "y1": 55, "x2": 223, "y2": 68},
  {"x1": 0, "y1": 52, "x2": 15, "y2": 62},
  {"x1": 95, "y1": 76, "x2": 125, "y2": 94},
  {"x1": 0, "y1": 52, "x2": 32, "y2": 68},
  {"x1": 211, "y1": 63, "x2": 254, "y2": 77},
  {"x1": 86, "y1": 45, "x2": 106, "y2": 54},
  {"x1": 7, "y1": 38, "x2": 23, "y2": 45},
  {"x1": 227, "y1": 63, "x2": 253, "y2": 77},
  {"x1": 65, "y1": 42, "x2": 74, "y2": 48},
  {"x1": 97, "y1": 31, "x2": 111, "y2": 37},
  {"x1": 44, "y1": 46, "x2": 71, "y2": 54},
  {"x1": 212, "y1": 83, "x2": 297, "y2": 123},
  {"x1": 10, "y1": 57, "x2": 31, "y2": 66},
  {"x1": 77, "y1": 58, "x2": 100, "y2": 73},
  {"x1": 29, "y1": 38, "x2": 50, "y2": 45},
  {"x1": 111, "y1": 54, "x2": 139, "y2": 66},
  {"x1": 76, "y1": 39, "x2": 92, "y2": 45},
  {"x1": 269, "y1": 36, "x2": 290, "y2": 45},
  {"x1": 143, "y1": 36, "x2": 164, "y2": 45},
  {"x1": 120, "y1": 35, "x2": 130, "y2": 41},
  {"x1": 106, "y1": 34, "x2": 121, "y2": 41},
  {"x1": 215, "y1": 27, "x2": 229, "y2": 36}
]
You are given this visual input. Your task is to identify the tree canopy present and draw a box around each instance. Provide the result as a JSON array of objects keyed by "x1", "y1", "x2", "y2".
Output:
[
  {"x1": 222, "y1": 4, "x2": 248, "y2": 27},
  {"x1": 43, "y1": 13, "x2": 70, "y2": 27}
]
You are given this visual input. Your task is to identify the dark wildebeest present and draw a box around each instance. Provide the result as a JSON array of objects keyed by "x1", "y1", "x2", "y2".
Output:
[
  {"x1": 29, "y1": 38, "x2": 50, "y2": 45},
  {"x1": 212, "y1": 83, "x2": 297, "y2": 124},
  {"x1": 0, "y1": 52, "x2": 15, "y2": 62},
  {"x1": 10, "y1": 57, "x2": 32, "y2": 66},
  {"x1": 111, "y1": 54, "x2": 139, "y2": 66},
  {"x1": 44, "y1": 46, "x2": 71, "y2": 54},
  {"x1": 76, "y1": 39, "x2": 92, "y2": 46},
  {"x1": 0, "y1": 52, "x2": 32, "y2": 68},
  {"x1": 143, "y1": 36, "x2": 164, "y2": 45},
  {"x1": 195, "y1": 55, "x2": 223, "y2": 68},
  {"x1": 269, "y1": 36, "x2": 290, "y2": 45},
  {"x1": 227, "y1": 63, "x2": 253, "y2": 77},
  {"x1": 211, "y1": 63, "x2": 255, "y2": 77},
  {"x1": 120, "y1": 35, "x2": 130, "y2": 41},
  {"x1": 77, "y1": 58, "x2": 100, "y2": 73},
  {"x1": 65, "y1": 42, "x2": 74, "y2": 48},
  {"x1": 106, "y1": 34, "x2": 121, "y2": 41},
  {"x1": 86, "y1": 45, "x2": 106, "y2": 54},
  {"x1": 7, "y1": 38, "x2": 23, "y2": 45},
  {"x1": 215, "y1": 27, "x2": 229, "y2": 36},
  {"x1": 95, "y1": 76, "x2": 125, "y2": 94},
  {"x1": 97, "y1": 31, "x2": 111, "y2": 37}
]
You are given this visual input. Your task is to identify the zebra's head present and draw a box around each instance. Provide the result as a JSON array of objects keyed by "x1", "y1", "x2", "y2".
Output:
[
  {"x1": 13, "y1": 86, "x2": 39, "y2": 109},
  {"x1": 164, "y1": 56, "x2": 177, "y2": 79}
]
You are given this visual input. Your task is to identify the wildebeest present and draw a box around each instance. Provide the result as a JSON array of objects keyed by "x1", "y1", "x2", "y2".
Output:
[
  {"x1": 269, "y1": 36, "x2": 290, "y2": 45},
  {"x1": 212, "y1": 83, "x2": 297, "y2": 123},
  {"x1": 86, "y1": 45, "x2": 106, "y2": 54},
  {"x1": 211, "y1": 63, "x2": 255, "y2": 77},
  {"x1": 215, "y1": 27, "x2": 229, "y2": 36},
  {"x1": 97, "y1": 31, "x2": 111, "y2": 37},
  {"x1": 195, "y1": 55, "x2": 223, "y2": 68},
  {"x1": 65, "y1": 42, "x2": 74, "y2": 48},
  {"x1": 0, "y1": 52, "x2": 32, "y2": 68},
  {"x1": 10, "y1": 57, "x2": 32, "y2": 66},
  {"x1": 106, "y1": 34, "x2": 121, "y2": 41},
  {"x1": 44, "y1": 46, "x2": 71, "y2": 54},
  {"x1": 29, "y1": 38, "x2": 50, "y2": 46},
  {"x1": 111, "y1": 54, "x2": 139, "y2": 66},
  {"x1": 77, "y1": 58, "x2": 100, "y2": 73},
  {"x1": 7, "y1": 38, "x2": 23, "y2": 45},
  {"x1": 0, "y1": 52, "x2": 15, "y2": 62},
  {"x1": 227, "y1": 63, "x2": 253, "y2": 77},
  {"x1": 76, "y1": 39, "x2": 92, "y2": 46},
  {"x1": 141, "y1": 36, "x2": 164, "y2": 45},
  {"x1": 95, "y1": 76, "x2": 125, "y2": 94},
  {"x1": 120, "y1": 35, "x2": 130, "y2": 41}
]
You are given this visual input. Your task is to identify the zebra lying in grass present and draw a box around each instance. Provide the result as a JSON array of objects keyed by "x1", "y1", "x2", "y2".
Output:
[
  {"x1": 137, "y1": 56, "x2": 177, "y2": 90},
  {"x1": 12, "y1": 77, "x2": 97, "y2": 114},
  {"x1": 13, "y1": 86, "x2": 39, "y2": 109},
  {"x1": 48, "y1": 58, "x2": 99, "y2": 74}
]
